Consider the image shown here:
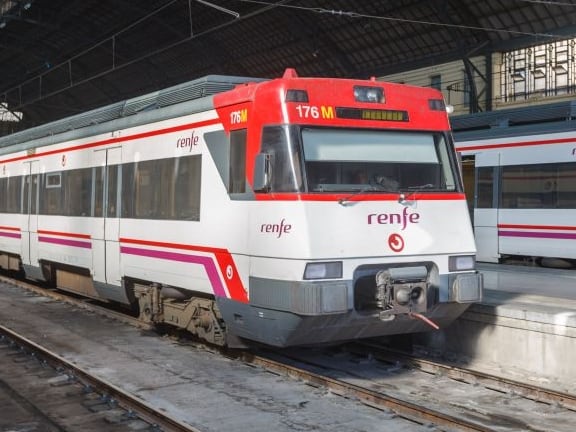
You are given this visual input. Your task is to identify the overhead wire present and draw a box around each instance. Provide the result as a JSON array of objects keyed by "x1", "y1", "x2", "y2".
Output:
[
  {"x1": 517, "y1": 0, "x2": 576, "y2": 6},
  {"x1": 236, "y1": 0, "x2": 563, "y2": 39}
]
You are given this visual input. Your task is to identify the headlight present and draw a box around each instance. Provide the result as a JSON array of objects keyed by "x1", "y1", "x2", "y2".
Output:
[
  {"x1": 353, "y1": 86, "x2": 384, "y2": 103},
  {"x1": 449, "y1": 255, "x2": 476, "y2": 271},
  {"x1": 303, "y1": 262, "x2": 343, "y2": 280}
]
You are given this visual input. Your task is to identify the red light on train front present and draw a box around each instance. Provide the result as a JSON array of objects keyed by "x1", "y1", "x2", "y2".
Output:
[{"x1": 354, "y1": 86, "x2": 384, "y2": 103}]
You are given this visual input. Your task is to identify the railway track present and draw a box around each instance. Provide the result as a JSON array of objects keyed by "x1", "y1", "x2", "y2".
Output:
[
  {"x1": 246, "y1": 344, "x2": 576, "y2": 432},
  {"x1": 352, "y1": 341, "x2": 576, "y2": 411},
  {"x1": 0, "y1": 324, "x2": 201, "y2": 432},
  {"x1": 0, "y1": 273, "x2": 574, "y2": 431},
  {"x1": 235, "y1": 350, "x2": 494, "y2": 432}
]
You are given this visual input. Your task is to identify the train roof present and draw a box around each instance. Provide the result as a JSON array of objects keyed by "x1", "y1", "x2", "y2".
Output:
[
  {"x1": 451, "y1": 100, "x2": 576, "y2": 141},
  {"x1": 0, "y1": 70, "x2": 448, "y2": 154},
  {"x1": 0, "y1": 74, "x2": 265, "y2": 154}
]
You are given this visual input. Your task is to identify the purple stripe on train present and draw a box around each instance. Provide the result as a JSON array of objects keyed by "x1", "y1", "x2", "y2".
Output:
[
  {"x1": 499, "y1": 230, "x2": 576, "y2": 240},
  {"x1": 38, "y1": 236, "x2": 92, "y2": 249},
  {"x1": 0, "y1": 232, "x2": 21, "y2": 239},
  {"x1": 120, "y1": 246, "x2": 226, "y2": 298}
]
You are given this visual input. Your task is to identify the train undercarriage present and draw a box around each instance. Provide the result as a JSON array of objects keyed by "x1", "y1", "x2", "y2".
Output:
[
  {"x1": 0, "y1": 252, "x2": 230, "y2": 346},
  {"x1": 133, "y1": 282, "x2": 227, "y2": 346}
]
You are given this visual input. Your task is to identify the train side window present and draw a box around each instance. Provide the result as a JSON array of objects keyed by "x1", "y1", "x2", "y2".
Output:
[
  {"x1": 134, "y1": 161, "x2": 154, "y2": 218},
  {"x1": 94, "y1": 166, "x2": 104, "y2": 217},
  {"x1": 64, "y1": 168, "x2": 92, "y2": 216},
  {"x1": 229, "y1": 129, "x2": 246, "y2": 194},
  {"x1": 557, "y1": 162, "x2": 576, "y2": 208},
  {"x1": 43, "y1": 172, "x2": 62, "y2": 215},
  {"x1": 501, "y1": 162, "x2": 576, "y2": 209},
  {"x1": 174, "y1": 155, "x2": 201, "y2": 220},
  {"x1": 155, "y1": 159, "x2": 175, "y2": 218},
  {"x1": 475, "y1": 166, "x2": 494, "y2": 208},
  {"x1": 0, "y1": 178, "x2": 5, "y2": 212},
  {"x1": 6, "y1": 176, "x2": 21, "y2": 213},
  {"x1": 30, "y1": 173, "x2": 38, "y2": 215},
  {"x1": 123, "y1": 156, "x2": 201, "y2": 220},
  {"x1": 107, "y1": 165, "x2": 119, "y2": 218},
  {"x1": 121, "y1": 163, "x2": 135, "y2": 218},
  {"x1": 22, "y1": 175, "x2": 28, "y2": 214}
]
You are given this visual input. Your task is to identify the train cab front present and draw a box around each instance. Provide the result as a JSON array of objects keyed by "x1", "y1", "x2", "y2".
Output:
[
  {"x1": 219, "y1": 256, "x2": 482, "y2": 347},
  {"x1": 215, "y1": 71, "x2": 483, "y2": 347}
]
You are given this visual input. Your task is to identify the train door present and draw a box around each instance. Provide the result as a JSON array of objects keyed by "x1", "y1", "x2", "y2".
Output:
[
  {"x1": 473, "y1": 151, "x2": 500, "y2": 263},
  {"x1": 20, "y1": 160, "x2": 40, "y2": 276},
  {"x1": 92, "y1": 147, "x2": 122, "y2": 286}
]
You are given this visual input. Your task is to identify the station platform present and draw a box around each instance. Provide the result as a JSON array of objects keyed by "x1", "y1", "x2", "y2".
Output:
[{"x1": 415, "y1": 263, "x2": 576, "y2": 393}]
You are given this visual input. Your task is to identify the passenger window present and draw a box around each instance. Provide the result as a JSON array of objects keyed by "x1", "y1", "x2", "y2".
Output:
[
  {"x1": 94, "y1": 166, "x2": 104, "y2": 217},
  {"x1": 500, "y1": 162, "x2": 576, "y2": 209},
  {"x1": 174, "y1": 155, "x2": 201, "y2": 220},
  {"x1": 122, "y1": 155, "x2": 201, "y2": 220},
  {"x1": 107, "y1": 165, "x2": 119, "y2": 218},
  {"x1": 43, "y1": 172, "x2": 62, "y2": 215},
  {"x1": 6, "y1": 176, "x2": 21, "y2": 213},
  {"x1": 476, "y1": 167, "x2": 494, "y2": 208},
  {"x1": 64, "y1": 169, "x2": 92, "y2": 216}
]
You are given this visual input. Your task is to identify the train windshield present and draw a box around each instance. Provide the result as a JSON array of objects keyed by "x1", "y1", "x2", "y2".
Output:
[
  {"x1": 259, "y1": 126, "x2": 459, "y2": 193},
  {"x1": 302, "y1": 128, "x2": 458, "y2": 193}
]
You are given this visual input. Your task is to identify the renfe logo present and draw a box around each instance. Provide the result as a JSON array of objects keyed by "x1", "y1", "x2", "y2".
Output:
[
  {"x1": 261, "y1": 219, "x2": 292, "y2": 238},
  {"x1": 368, "y1": 207, "x2": 420, "y2": 230},
  {"x1": 176, "y1": 130, "x2": 199, "y2": 151}
]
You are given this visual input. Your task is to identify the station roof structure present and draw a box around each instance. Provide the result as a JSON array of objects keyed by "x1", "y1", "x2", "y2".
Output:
[{"x1": 1, "y1": 0, "x2": 575, "y2": 134}]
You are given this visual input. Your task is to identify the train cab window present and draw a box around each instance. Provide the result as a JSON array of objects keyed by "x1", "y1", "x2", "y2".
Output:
[
  {"x1": 229, "y1": 129, "x2": 247, "y2": 194},
  {"x1": 260, "y1": 126, "x2": 303, "y2": 193},
  {"x1": 301, "y1": 128, "x2": 457, "y2": 193}
]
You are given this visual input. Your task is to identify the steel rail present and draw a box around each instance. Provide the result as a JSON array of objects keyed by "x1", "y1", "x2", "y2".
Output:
[
  {"x1": 354, "y1": 342, "x2": 576, "y2": 411},
  {"x1": 0, "y1": 324, "x2": 200, "y2": 432},
  {"x1": 238, "y1": 352, "x2": 494, "y2": 432}
]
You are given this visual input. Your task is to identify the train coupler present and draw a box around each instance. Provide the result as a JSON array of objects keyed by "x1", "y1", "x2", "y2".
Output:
[{"x1": 375, "y1": 266, "x2": 428, "y2": 319}]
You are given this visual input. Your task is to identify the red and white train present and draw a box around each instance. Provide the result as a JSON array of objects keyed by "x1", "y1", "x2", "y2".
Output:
[
  {"x1": 453, "y1": 102, "x2": 576, "y2": 268},
  {"x1": 0, "y1": 69, "x2": 482, "y2": 347}
]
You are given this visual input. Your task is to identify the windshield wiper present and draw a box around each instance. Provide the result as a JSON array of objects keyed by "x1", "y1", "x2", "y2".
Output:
[
  {"x1": 338, "y1": 182, "x2": 399, "y2": 206},
  {"x1": 398, "y1": 183, "x2": 436, "y2": 205},
  {"x1": 338, "y1": 185, "x2": 376, "y2": 206}
]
